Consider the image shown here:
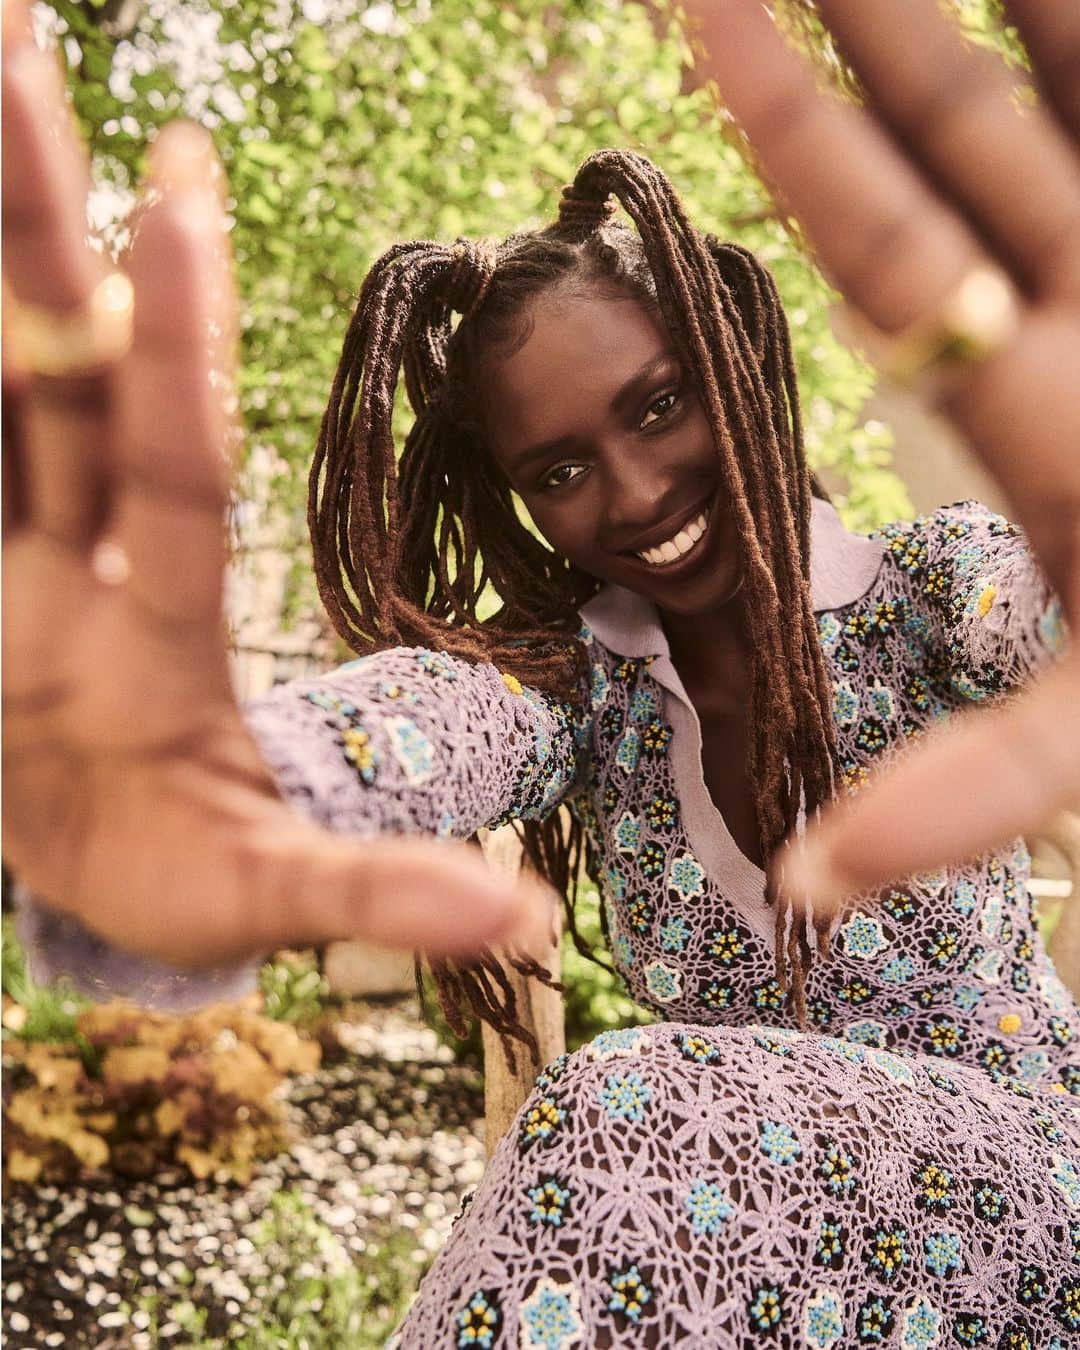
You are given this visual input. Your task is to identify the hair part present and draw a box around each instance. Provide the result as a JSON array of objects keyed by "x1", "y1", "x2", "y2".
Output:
[{"x1": 311, "y1": 150, "x2": 838, "y2": 1062}]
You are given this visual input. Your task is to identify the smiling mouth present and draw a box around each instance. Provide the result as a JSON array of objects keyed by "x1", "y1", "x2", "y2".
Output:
[{"x1": 634, "y1": 507, "x2": 710, "y2": 568}]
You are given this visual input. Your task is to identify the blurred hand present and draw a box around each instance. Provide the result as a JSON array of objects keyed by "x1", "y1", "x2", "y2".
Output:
[
  {"x1": 683, "y1": 0, "x2": 1080, "y2": 908},
  {"x1": 1, "y1": 0, "x2": 554, "y2": 969}
]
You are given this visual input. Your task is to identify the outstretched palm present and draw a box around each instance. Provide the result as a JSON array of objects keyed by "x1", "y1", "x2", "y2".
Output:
[{"x1": 1, "y1": 1, "x2": 548, "y2": 968}]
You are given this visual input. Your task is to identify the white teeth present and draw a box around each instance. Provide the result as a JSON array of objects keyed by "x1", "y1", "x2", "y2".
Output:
[{"x1": 637, "y1": 510, "x2": 709, "y2": 567}]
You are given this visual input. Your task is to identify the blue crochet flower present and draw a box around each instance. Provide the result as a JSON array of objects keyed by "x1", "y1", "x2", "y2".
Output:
[
  {"x1": 519, "y1": 1278, "x2": 582, "y2": 1349},
  {"x1": 676, "y1": 1032, "x2": 720, "y2": 1064},
  {"x1": 526, "y1": 1178, "x2": 571, "y2": 1227},
  {"x1": 611, "y1": 932, "x2": 633, "y2": 969},
  {"x1": 660, "y1": 915, "x2": 691, "y2": 953},
  {"x1": 1052, "y1": 1155, "x2": 1080, "y2": 1208},
  {"x1": 901, "y1": 1298, "x2": 942, "y2": 1349},
  {"x1": 923, "y1": 1232, "x2": 962, "y2": 1278},
  {"x1": 840, "y1": 913, "x2": 889, "y2": 960},
  {"x1": 881, "y1": 956, "x2": 917, "y2": 985},
  {"x1": 685, "y1": 1180, "x2": 733, "y2": 1236},
  {"x1": 615, "y1": 727, "x2": 640, "y2": 773},
  {"x1": 455, "y1": 1289, "x2": 500, "y2": 1348},
  {"x1": 804, "y1": 1289, "x2": 844, "y2": 1348},
  {"x1": 667, "y1": 852, "x2": 705, "y2": 900},
  {"x1": 590, "y1": 664, "x2": 610, "y2": 708},
  {"x1": 630, "y1": 688, "x2": 658, "y2": 722},
  {"x1": 759, "y1": 1120, "x2": 802, "y2": 1165},
  {"x1": 613, "y1": 812, "x2": 642, "y2": 856},
  {"x1": 599, "y1": 1073, "x2": 652, "y2": 1124},
  {"x1": 747, "y1": 1284, "x2": 784, "y2": 1331},
  {"x1": 644, "y1": 961, "x2": 682, "y2": 1004},
  {"x1": 833, "y1": 681, "x2": 859, "y2": 725},
  {"x1": 606, "y1": 1265, "x2": 653, "y2": 1323}
]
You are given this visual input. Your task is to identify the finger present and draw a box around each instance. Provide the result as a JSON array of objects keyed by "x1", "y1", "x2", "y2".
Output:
[
  {"x1": 1007, "y1": 0, "x2": 1080, "y2": 141},
  {"x1": 684, "y1": 0, "x2": 991, "y2": 334},
  {"x1": 818, "y1": 0, "x2": 1080, "y2": 304},
  {"x1": 940, "y1": 308, "x2": 1080, "y2": 612},
  {"x1": 113, "y1": 125, "x2": 239, "y2": 627},
  {"x1": 685, "y1": 1, "x2": 1080, "y2": 608},
  {"x1": 2, "y1": 286, "x2": 30, "y2": 535},
  {"x1": 778, "y1": 656, "x2": 1080, "y2": 908},
  {"x1": 1, "y1": 5, "x2": 114, "y2": 547},
  {"x1": 187, "y1": 824, "x2": 558, "y2": 968}
]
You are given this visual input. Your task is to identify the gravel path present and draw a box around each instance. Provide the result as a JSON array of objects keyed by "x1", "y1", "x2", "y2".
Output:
[{"x1": 1, "y1": 997, "x2": 486, "y2": 1348}]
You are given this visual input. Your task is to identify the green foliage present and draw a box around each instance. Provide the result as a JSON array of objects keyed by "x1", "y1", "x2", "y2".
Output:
[
  {"x1": 119, "y1": 1188, "x2": 425, "y2": 1348},
  {"x1": 236, "y1": 1188, "x2": 423, "y2": 1348},
  {"x1": 258, "y1": 949, "x2": 332, "y2": 1031},
  {"x1": 1, "y1": 914, "x2": 94, "y2": 1054},
  {"x1": 561, "y1": 876, "x2": 655, "y2": 1053},
  {"x1": 46, "y1": 0, "x2": 931, "y2": 631}
]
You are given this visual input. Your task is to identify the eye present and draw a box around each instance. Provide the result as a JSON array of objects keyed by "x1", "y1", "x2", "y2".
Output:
[
  {"x1": 541, "y1": 462, "x2": 587, "y2": 490},
  {"x1": 639, "y1": 388, "x2": 680, "y2": 429}
]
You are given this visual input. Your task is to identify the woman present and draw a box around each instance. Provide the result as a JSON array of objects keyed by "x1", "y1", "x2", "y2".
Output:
[
  {"x1": 13, "y1": 137, "x2": 1080, "y2": 1350},
  {"x1": 4, "y1": 0, "x2": 1080, "y2": 1343}
]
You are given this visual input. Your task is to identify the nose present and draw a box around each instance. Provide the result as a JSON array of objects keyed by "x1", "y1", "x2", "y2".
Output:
[{"x1": 601, "y1": 441, "x2": 679, "y2": 548}]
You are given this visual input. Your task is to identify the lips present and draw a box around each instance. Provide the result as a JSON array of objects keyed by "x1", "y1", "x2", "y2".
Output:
[
  {"x1": 619, "y1": 494, "x2": 716, "y2": 572},
  {"x1": 636, "y1": 508, "x2": 709, "y2": 566}
]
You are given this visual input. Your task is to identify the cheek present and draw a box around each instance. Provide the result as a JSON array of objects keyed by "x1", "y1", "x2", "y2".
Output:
[{"x1": 522, "y1": 498, "x2": 597, "y2": 568}]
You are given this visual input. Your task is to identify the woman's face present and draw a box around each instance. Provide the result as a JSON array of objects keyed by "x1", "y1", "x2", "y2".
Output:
[{"x1": 482, "y1": 287, "x2": 742, "y2": 618}]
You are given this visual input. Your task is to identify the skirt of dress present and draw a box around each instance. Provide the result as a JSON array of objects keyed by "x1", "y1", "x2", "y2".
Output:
[{"x1": 387, "y1": 1022, "x2": 1080, "y2": 1349}]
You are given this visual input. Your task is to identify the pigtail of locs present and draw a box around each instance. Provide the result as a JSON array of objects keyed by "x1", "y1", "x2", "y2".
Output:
[{"x1": 560, "y1": 152, "x2": 839, "y2": 1022}]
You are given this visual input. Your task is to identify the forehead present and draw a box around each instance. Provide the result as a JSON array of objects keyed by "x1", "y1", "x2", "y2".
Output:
[{"x1": 481, "y1": 289, "x2": 672, "y2": 455}]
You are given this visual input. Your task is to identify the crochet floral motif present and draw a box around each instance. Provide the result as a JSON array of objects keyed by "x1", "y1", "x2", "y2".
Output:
[{"x1": 30, "y1": 505, "x2": 1080, "y2": 1348}]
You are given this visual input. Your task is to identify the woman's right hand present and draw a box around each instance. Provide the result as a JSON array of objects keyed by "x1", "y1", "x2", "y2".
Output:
[{"x1": 1, "y1": 0, "x2": 552, "y2": 969}]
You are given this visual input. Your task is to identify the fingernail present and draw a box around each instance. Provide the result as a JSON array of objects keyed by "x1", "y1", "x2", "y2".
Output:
[
  {"x1": 782, "y1": 839, "x2": 849, "y2": 907},
  {"x1": 3, "y1": 0, "x2": 34, "y2": 48},
  {"x1": 501, "y1": 883, "x2": 558, "y2": 958},
  {"x1": 148, "y1": 123, "x2": 220, "y2": 195}
]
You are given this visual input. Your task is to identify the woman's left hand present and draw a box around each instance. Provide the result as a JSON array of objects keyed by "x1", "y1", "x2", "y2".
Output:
[{"x1": 681, "y1": 0, "x2": 1080, "y2": 910}]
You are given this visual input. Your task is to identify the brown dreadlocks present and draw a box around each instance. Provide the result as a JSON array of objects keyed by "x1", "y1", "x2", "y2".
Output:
[{"x1": 310, "y1": 150, "x2": 838, "y2": 1061}]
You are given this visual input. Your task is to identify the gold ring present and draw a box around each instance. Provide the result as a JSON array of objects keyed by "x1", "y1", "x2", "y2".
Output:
[
  {"x1": 882, "y1": 266, "x2": 1021, "y2": 386},
  {"x1": 6, "y1": 271, "x2": 135, "y2": 378}
]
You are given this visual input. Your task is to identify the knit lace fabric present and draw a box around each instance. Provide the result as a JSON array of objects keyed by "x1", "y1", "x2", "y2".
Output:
[{"x1": 17, "y1": 502, "x2": 1080, "y2": 1344}]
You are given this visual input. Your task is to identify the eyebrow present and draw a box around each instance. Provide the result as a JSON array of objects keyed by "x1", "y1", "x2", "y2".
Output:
[{"x1": 508, "y1": 350, "x2": 680, "y2": 475}]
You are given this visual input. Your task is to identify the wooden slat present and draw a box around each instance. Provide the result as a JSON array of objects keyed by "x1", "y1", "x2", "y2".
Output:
[{"x1": 478, "y1": 826, "x2": 565, "y2": 1159}]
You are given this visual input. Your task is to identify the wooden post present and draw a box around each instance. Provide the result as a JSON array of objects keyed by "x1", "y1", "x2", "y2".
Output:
[
  {"x1": 478, "y1": 825, "x2": 565, "y2": 1159},
  {"x1": 1045, "y1": 811, "x2": 1080, "y2": 999}
]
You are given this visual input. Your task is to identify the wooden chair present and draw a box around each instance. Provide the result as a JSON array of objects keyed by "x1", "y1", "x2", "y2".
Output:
[
  {"x1": 478, "y1": 825, "x2": 565, "y2": 1157},
  {"x1": 476, "y1": 812, "x2": 1080, "y2": 1157}
]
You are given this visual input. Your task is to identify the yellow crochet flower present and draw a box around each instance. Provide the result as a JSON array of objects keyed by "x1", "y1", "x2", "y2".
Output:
[
  {"x1": 501, "y1": 672, "x2": 523, "y2": 696},
  {"x1": 976, "y1": 584, "x2": 997, "y2": 617}
]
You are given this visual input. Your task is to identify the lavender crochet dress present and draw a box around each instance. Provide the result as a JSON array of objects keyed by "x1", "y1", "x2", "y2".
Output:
[{"x1": 19, "y1": 501, "x2": 1080, "y2": 1345}]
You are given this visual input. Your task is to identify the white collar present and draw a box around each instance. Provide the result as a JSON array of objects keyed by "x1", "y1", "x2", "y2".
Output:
[{"x1": 578, "y1": 496, "x2": 885, "y2": 658}]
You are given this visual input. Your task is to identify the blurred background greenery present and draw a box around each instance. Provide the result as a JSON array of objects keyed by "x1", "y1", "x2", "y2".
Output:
[
  {"x1": 35, "y1": 0, "x2": 1028, "y2": 1056},
  {"x1": 50, "y1": 0, "x2": 943, "y2": 620}
]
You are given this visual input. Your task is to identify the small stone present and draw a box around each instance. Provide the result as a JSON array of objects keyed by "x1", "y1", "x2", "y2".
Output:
[
  {"x1": 9, "y1": 1312, "x2": 30, "y2": 1333},
  {"x1": 98, "y1": 1310, "x2": 127, "y2": 1328}
]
